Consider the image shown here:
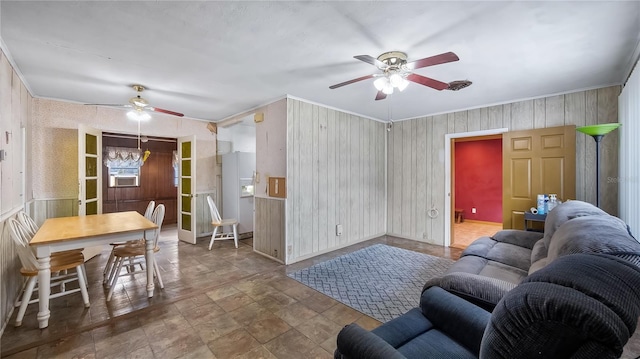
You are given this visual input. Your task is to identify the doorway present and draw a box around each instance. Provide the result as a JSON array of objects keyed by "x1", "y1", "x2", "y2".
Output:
[
  {"x1": 444, "y1": 128, "x2": 508, "y2": 247},
  {"x1": 102, "y1": 132, "x2": 178, "y2": 224},
  {"x1": 451, "y1": 135, "x2": 504, "y2": 248},
  {"x1": 216, "y1": 115, "x2": 257, "y2": 240}
]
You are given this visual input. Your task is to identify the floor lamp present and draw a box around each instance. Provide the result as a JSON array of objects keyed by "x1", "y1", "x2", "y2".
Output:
[{"x1": 576, "y1": 123, "x2": 621, "y2": 208}]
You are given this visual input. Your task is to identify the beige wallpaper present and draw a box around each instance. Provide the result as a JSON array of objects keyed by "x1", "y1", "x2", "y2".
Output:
[{"x1": 31, "y1": 99, "x2": 217, "y2": 199}]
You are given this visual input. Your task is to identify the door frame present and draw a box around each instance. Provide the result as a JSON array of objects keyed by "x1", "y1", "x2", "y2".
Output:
[
  {"x1": 444, "y1": 128, "x2": 508, "y2": 247},
  {"x1": 78, "y1": 124, "x2": 102, "y2": 216},
  {"x1": 177, "y1": 135, "x2": 197, "y2": 244}
]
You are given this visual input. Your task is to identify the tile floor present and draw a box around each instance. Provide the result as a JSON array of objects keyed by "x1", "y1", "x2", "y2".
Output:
[
  {"x1": 3, "y1": 226, "x2": 639, "y2": 358},
  {"x1": 1, "y1": 226, "x2": 463, "y2": 358}
]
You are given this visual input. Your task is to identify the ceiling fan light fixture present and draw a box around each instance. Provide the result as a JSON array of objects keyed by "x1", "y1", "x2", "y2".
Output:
[
  {"x1": 127, "y1": 109, "x2": 151, "y2": 121},
  {"x1": 397, "y1": 78, "x2": 409, "y2": 91},
  {"x1": 130, "y1": 96, "x2": 149, "y2": 108},
  {"x1": 382, "y1": 83, "x2": 394, "y2": 95},
  {"x1": 373, "y1": 77, "x2": 387, "y2": 91}
]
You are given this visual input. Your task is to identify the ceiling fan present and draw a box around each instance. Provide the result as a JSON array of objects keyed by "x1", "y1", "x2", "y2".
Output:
[
  {"x1": 87, "y1": 85, "x2": 184, "y2": 118},
  {"x1": 329, "y1": 51, "x2": 462, "y2": 100}
]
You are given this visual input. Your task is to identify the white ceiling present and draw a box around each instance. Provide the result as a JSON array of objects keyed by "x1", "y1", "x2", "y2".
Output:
[{"x1": 1, "y1": 1, "x2": 639, "y2": 122}]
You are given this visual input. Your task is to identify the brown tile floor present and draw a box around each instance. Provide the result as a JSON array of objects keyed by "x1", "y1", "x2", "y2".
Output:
[
  {"x1": 3, "y1": 226, "x2": 640, "y2": 358},
  {"x1": 1, "y1": 226, "x2": 463, "y2": 358},
  {"x1": 451, "y1": 220, "x2": 503, "y2": 249}
]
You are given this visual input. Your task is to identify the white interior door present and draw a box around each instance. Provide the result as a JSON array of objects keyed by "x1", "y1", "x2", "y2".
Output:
[
  {"x1": 78, "y1": 125, "x2": 102, "y2": 216},
  {"x1": 178, "y1": 135, "x2": 197, "y2": 244},
  {"x1": 78, "y1": 125, "x2": 103, "y2": 260}
]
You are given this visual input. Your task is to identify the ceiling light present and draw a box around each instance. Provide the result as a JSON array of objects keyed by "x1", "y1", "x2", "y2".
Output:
[
  {"x1": 389, "y1": 74, "x2": 404, "y2": 87},
  {"x1": 382, "y1": 82, "x2": 394, "y2": 95},
  {"x1": 127, "y1": 109, "x2": 151, "y2": 121},
  {"x1": 397, "y1": 78, "x2": 409, "y2": 91},
  {"x1": 374, "y1": 77, "x2": 388, "y2": 91}
]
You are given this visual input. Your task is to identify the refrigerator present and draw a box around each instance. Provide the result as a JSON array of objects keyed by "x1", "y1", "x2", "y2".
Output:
[{"x1": 222, "y1": 151, "x2": 256, "y2": 234}]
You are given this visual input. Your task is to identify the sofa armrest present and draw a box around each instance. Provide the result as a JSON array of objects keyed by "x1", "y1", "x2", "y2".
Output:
[
  {"x1": 420, "y1": 287, "x2": 492, "y2": 353},
  {"x1": 423, "y1": 272, "x2": 518, "y2": 311},
  {"x1": 335, "y1": 323, "x2": 408, "y2": 359},
  {"x1": 491, "y1": 229, "x2": 543, "y2": 249}
]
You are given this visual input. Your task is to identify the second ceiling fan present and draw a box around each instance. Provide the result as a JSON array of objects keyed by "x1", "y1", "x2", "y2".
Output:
[
  {"x1": 329, "y1": 51, "x2": 460, "y2": 100},
  {"x1": 88, "y1": 85, "x2": 184, "y2": 118}
]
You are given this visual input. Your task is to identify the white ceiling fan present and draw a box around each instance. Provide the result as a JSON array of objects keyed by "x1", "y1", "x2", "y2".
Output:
[{"x1": 87, "y1": 84, "x2": 184, "y2": 119}]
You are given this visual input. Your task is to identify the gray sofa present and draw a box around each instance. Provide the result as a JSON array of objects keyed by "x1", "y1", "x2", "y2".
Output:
[
  {"x1": 335, "y1": 252, "x2": 640, "y2": 359},
  {"x1": 424, "y1": 200, "x2": 640, "y2": 310}
]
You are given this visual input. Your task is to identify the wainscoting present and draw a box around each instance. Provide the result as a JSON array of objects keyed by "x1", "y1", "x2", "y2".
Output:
[{"x1": 254, "y1": 197, "x2": 285, "y2": 262}]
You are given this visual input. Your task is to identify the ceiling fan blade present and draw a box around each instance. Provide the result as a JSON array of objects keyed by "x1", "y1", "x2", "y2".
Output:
[
  {"x1": 148, "y1": 107, "x2": 184, "y2": 117},
  {"x1": 375, "y1": 91, "x2": 387, "y2": 101},
  {"x1": 406, "y1": 73, "x2": 450, "y2": 90},
  {"x1": 329, "y1": 74, "x2": 375, "y2": 89},
  {"x1": 354, "y1": 55, "x2": 387, "y2": 69},
  {"x1": 406, "y1": 52, "x2": 459, "y2": 70}
]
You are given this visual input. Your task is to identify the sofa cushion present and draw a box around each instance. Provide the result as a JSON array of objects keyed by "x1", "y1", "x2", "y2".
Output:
[
  {"x1": 480, "y1": 253, "x2": 640, "y2": 359},
  {"x1": 542, "y1": 200, "x2": 607, "y2": 249},
  {"x1": 446, "y1": 255, "x2": 528, "y2": 284},
  {"x1": 528, "y1": 258, "x2": 548, "y2": 275},
  {"x1": 547, "y1": 215, "x2": 640, "y2": 262},
  {"x1": 530, "y1": 239, "x2": 548, "y2": 264},
  {"x1": 491, "y1": 230, "x2": 543, "y2": 250},
  {"x1": 462, "y1": 237, "x2": 532, "y2": 272}
]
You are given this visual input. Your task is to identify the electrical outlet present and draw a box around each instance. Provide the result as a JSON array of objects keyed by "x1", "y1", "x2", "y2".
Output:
[
  {"x1": 287, "y1": 245, "x2": 292, "y2": 255},
  {"x1": 472, "y1": 207, "x2": 477, "y2": 214},
  {"x1": 336, "y1": 224, "x2": 343, "y2": 236},
  {"x1": 423, "y1": 232, "x2": 427, "y2": 240}
]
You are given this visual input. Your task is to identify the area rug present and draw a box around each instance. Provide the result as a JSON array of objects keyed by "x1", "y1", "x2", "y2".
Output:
[{"x1": 288, "y1": 244, "x2": 454, "y2": 322}]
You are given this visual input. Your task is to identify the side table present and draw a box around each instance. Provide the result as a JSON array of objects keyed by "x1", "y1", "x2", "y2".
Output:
[{"x1": 524, "y1": 212, "x2": 547, "y2": 232}]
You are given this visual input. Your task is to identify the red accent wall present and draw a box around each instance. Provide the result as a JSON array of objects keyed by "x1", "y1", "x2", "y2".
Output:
[{"x1": 455, "y1": 139, "x2": 503, "y2": 223}]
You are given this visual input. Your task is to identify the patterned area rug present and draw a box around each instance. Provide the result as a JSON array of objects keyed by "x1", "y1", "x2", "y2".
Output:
[{"x1": 288, "y1": 244, "x2": 454, "y2": 322}]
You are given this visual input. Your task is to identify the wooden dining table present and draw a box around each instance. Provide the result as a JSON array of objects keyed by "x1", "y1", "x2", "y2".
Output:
[{"x1": 30, "y1": 211, "x2": 158, "y2": 329}]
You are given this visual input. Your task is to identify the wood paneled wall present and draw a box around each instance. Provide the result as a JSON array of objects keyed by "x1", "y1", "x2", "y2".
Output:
[
  {"x1": 387, "y1": 86, "x2": 621, "y2": 245},
  {"x1": 286, "y1": 99, "x2": 386, "y2": 263},
  {"x1": 102, "y1": 134, "x2": 178, "y2": 224},
  {"x1": 254, "y1": 197, "x2": 285, "y2": 262}
]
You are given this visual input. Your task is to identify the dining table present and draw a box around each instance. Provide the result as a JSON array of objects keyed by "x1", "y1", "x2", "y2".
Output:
[{"x1": 29, "y1": 211, "x2": 158, "y2": 329}]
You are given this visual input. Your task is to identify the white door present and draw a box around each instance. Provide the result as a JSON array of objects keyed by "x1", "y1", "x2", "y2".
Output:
[
  {"x1": 78, "y1": 125, "x2": 102, "y2": 215},
  {"x1": 178, "y1": 135, "x2": 197, "y2": 244},
  {"x1": 78, "y1": 125, "x2": 103, "y2": 260}
]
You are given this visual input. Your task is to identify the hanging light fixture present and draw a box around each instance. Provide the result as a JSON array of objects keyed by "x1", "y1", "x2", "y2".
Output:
[
  {"x1": 127, "y1": 108, "x2": 151, "y2": 121},
  {"x1": 373, "y1": 72, "x2": 409, "y2": 95}
]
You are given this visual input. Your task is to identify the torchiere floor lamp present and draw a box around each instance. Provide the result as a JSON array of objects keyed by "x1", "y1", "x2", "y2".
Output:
[{"x1": 576, "y1": 123, "x2": 622, "y2": 208}]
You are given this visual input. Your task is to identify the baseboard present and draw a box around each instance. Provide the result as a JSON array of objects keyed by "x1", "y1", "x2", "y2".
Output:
[
  {"x1": 459, "y1": 219, "x2": 503, "y2": 226},
  {"x1": 286, "y1": 232, "x2": 386, "y2": 265},
  {"x1": 385, "y1": 232, "x2": 444, "y2": 246},
  {"x1": 253, "y1": 249, "x2": 284, "y2": 264}
]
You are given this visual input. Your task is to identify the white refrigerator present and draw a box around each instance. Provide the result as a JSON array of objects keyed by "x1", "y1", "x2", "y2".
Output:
[{"x1": 222, "y1": 151, "x2": 256, "y2": 234}]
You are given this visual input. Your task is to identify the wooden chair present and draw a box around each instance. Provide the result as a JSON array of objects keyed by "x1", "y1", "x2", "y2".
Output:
[
  {"x1": 207, "y1": 195, "x2": 238, "y2": 250},
  {"x1": 102, "y1": 200, "x2": 155, "y2": 284},
  {"x1": 105, "y1": 204, "x2": 165, "y2": 301},
  {"x1": 7, "y1": 218, "x2": 89, "y2": 327},
  {"x1": 15, "y1": 210, "x2": 88, "y2": 288}
]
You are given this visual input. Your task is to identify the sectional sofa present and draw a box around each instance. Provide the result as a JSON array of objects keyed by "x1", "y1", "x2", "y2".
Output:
[{"x1": 334, "y1": 200, "x2": 640, "y2": 358}]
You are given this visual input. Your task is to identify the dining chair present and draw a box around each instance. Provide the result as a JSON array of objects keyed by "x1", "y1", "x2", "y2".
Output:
[
  {"x1": 15, "y1": 210, "x2": 88, "y2": 289},
  {"x1": 102, "y1": 200, "x2": 155, "y2": 284},
  {"x1": 207, "y1": 195, "x2": 238, "y2": 250},
  {"x1": 7, "y1": 218, "x2": 90, "y2": 327},
  {"x1": 105, "y1": 204, "x2": 165, "y2": 301}
]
